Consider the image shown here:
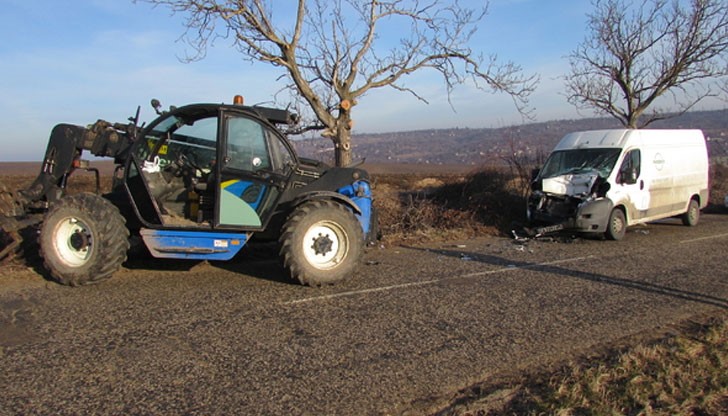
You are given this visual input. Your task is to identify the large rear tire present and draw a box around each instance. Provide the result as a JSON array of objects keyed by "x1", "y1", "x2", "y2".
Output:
[
  {"x1": 279, "y1": 200, "x2": 363, "y2": 286},
  {"x1": 681, "y1": 199, "x2": 700, "y2": 226},
  {"x1": 40, "y1": 193, "x2": 129, "y2": 286}
]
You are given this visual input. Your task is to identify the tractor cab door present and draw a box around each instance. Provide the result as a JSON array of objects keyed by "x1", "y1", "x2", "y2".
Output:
[
  {"x1": 127, "y1": 110, "x2": 219, "y2": 228},
  {"x1": 215, "y1": 111, "x2": 295, "y2": 230}
]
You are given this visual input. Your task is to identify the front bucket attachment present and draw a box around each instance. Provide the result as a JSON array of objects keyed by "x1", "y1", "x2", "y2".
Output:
[
  {"x1": 0, "y1": 180, "x2": 37, "y2": 263},
  {"x1": 0, "y1": 217, "x2": 22, "y2": 263},
  {"x1": 0, "y1": 180, "x2": 25, "y2": 218}
]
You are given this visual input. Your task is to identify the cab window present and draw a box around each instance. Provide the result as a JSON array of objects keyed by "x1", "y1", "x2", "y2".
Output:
[{"x1": 225, "y1": 116, "x2": 294, "y2": 175}]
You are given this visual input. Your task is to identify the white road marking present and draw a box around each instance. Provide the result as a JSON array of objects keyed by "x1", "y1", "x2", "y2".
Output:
[
  {"x1": 284, "y1": 255, "x2": 595, "y2": 305},
  {"x1": 680, "y1": 233, "x2": 728, "y2": 244}
]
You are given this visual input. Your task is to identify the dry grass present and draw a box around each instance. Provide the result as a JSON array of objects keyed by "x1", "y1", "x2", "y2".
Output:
[
  {"x1": 544, "y1": 325, "x2": 728, "y2": 416},
  {"x1": 436, "y1": 314, "x2": 728, "y2": 416}
]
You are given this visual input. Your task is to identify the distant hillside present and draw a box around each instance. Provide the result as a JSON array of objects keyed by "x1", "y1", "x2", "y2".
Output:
[{"x1": 292, "y1": 109, "x2": 728, "y2": 166}]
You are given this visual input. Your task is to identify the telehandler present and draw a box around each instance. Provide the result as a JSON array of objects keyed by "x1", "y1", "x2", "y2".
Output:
[{"x1": 0, "y1": 97, "x2": 375, "y2": 286}]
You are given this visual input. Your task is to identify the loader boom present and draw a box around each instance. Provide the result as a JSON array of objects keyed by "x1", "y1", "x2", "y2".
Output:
[{"x1": 20, "y1": 120, "x2": 133, "y2": 205}]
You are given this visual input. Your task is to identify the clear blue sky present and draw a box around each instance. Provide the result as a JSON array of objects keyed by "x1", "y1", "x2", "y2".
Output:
[{"x1": 0, "y1": 0, "x2": 721, "y2": 161}]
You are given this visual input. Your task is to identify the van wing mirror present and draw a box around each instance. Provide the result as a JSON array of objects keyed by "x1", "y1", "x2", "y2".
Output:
[
  {"x1": 530, "y1": 167, "x2": 542, "y2": 191},
  {"x1": 530, "y1": 167, "x2": 540, "y2": 181}
]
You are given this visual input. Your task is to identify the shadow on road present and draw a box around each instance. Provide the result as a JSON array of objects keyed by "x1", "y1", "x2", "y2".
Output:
[
  {"x1": 211, "y1": 242, "x2": 297, "y2": 286},
  {"x1": 122, "y1": 241, "x2": 296, "y2": 285},
  {"x1": 406, "y1": 246, "x2": 728, "y2": 310}
]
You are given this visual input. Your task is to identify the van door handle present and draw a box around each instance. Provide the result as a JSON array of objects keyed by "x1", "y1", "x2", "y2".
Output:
[{"x1": 640, "y1": 180, "x2": 644, "y2": 190}]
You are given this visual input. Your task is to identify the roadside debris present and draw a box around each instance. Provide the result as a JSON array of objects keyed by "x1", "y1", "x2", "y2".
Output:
[{"x1": 511, "y1": 223, "x2": 580, "y2": 245}]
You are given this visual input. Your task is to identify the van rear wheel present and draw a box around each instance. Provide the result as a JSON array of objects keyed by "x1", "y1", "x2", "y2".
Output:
[
  {"x1": 681, "y1": 199, "x2": 700, "y2": 226},
  {"x1": 605, "y1": 208, "x2": 626, "y2": 241}
]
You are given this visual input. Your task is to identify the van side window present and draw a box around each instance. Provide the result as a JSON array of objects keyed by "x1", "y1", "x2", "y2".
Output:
[{"x1": 618, "y1": 149, "x2": 641, "y2": 184}]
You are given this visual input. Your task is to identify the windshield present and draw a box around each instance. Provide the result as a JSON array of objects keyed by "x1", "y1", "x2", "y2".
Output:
[
  {"x1": 540, "y1": 148, "x2": 621, "y2": 179},
  {"x1": 136, "y1": 112, "x2": 218, "y2": 169}
]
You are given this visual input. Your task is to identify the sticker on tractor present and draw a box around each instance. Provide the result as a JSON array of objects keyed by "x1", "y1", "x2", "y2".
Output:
[{"x1": 146, "y1": 139, "x2": 168, "y2": 155}]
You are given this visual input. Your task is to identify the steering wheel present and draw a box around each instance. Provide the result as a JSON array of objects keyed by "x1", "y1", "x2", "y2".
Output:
[
  {"x1": 177, "y1": 153, "x2": 202, "y2": 171},
  {"x1": 164, "y1": 152, "x2": 200, "y2": 178}
]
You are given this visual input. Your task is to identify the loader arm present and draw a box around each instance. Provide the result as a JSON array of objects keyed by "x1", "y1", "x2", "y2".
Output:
[{"x1": 19, "y1": 120, "x2": 133, "y2": 205}]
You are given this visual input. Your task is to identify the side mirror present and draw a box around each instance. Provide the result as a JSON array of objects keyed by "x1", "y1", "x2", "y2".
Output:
[
  {"x1": 597, "y1": 181, "x2": 611, "y2": 196},
  {"x1": 530, "y1": 167, "x2": 540, "y2": 181},
  {"x1": 530, "y1": 167, "x2": 542, "y2": 191},
  {"x1": 151, "y1": 99, "x2": 163, "y2": 115}
]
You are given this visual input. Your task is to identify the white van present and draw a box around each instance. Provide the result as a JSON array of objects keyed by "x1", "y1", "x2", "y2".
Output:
[{"x1": 527, "y1": 129, "x2": 709, "y2": 240}]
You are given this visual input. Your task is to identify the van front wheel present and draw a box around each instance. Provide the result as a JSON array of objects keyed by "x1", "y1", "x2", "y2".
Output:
[
  {"x1": 605, "y1": 208, "x2": 626, "y2": 241},
  {"x1": 681, "y1": 199, "x2": 700, "y2": 226}
]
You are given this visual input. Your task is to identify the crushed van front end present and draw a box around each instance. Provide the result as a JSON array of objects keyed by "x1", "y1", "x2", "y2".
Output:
[
  {"x1": 526, "y1": 171, "x2": 614, "y2": 236},
  {"x1": 527, "y1": 191, "x2": 613, "y2": 235}
]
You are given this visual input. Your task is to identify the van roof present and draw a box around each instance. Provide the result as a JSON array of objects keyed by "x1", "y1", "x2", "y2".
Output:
[{"x1": 554, "y1": 129, "x2": 705, "y2": 150}]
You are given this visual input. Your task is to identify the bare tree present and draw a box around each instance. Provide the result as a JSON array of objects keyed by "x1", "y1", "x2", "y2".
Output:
[
  {"x1": 565, "y1": 0, "x2": 728, "y2": 128},
  {"x1": 141, "y1": 0, "x2": 537, "y2": 166}
]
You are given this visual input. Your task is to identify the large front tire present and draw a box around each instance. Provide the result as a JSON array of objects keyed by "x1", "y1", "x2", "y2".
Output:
[
  {"x1": 40, "y1": 193, "x2": 129, "y2": 286},
  {"x1": 279, "y1": 200, "x2": 363, "y2": 286}
]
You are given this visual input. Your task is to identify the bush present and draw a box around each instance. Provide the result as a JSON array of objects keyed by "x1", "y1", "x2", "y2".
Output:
[
  {"x1": 709, "y1": 161, "x2": 728, "y2": 211},
  {"x1": 430, "y1": 168, "x2": 526, "y2": 229},
  {"x1": 372, "y1": 167, "x2": 527, "y2": 244}
]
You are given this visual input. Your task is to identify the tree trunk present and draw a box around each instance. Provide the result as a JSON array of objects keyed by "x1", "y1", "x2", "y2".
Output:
[
  {"x1": 334, "y1": 123, "x2": 353, "y2": 167},
  {"x1": 332, "y1": 104, "x2": 354, "y2": 167},
  {"x1": 626, "y1": 108, "x2": 643, "y2": 128}
]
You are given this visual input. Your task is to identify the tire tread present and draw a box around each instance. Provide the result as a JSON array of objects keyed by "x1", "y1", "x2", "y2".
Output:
[
  {"x1": 279, "y1": 200, "x2": 363, "y2": 286},
  {"x1": 40, "y1": 193, "x2": 129, "y2": 286}
]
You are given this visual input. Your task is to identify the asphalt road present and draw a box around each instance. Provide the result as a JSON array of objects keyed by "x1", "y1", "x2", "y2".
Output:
[{"x1": 1, "y1": 214, "x2": 727, "y2": 415}]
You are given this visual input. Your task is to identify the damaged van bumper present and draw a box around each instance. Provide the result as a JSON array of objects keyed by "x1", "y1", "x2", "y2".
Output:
[{"x1": 526, "y1": 192, "x2": 613, "y2": 236}]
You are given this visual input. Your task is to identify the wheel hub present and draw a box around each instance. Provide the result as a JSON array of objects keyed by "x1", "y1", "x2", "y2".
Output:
[
  {"x1": 301, "y1": 221, "x2": 347, "y2": 270},
  {"x1": 54, "y1": 217, "x2": 93, "y2": 266},
  {"x1": 311, "y1": 233, "x2": 334, "y2": 256},
  {"x1": 69, "y1": 229, "x2": 90, "y2": 251}
]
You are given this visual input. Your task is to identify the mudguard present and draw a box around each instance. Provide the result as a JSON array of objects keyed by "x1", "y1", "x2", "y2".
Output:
[
  {"x1": 289, "y1": 180, "x2": 374, "y2": 238},
  {"x1": 291, "y1": 191, "x2": 362, "y2": 215}
]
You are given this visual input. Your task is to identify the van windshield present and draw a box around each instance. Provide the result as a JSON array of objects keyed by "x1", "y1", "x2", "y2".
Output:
[{"x1": 540, "y1": 148, "x2": 621, "y2": 179}]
